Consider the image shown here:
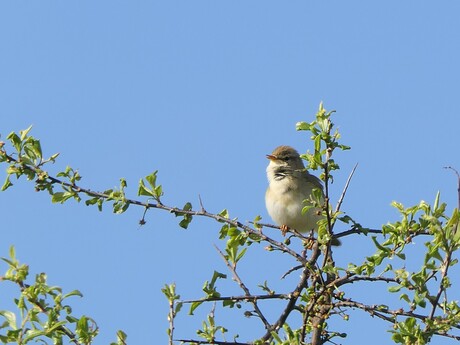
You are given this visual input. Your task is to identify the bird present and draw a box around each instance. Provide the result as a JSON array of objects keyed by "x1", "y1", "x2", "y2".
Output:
[{"x1": 265, "y1": 145, "x2": 340, "y2": 245}]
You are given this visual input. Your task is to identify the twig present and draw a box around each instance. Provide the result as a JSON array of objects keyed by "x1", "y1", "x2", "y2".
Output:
[
  {"x1": 2, "y1": 152, "x2": 307, "y2": 265},
  {"x1": 214, "y1": 245, "x2": 271, "y2": 331},
  {"x1": 167, "y1": 298, "x2": 175, "y2": 345},
  {"x1": 198, "y1": 194, "x2": 206, "y2": 212},
  {"x1": 334, "y1": 297, "x2": 460, "y2": 340},
  {"x1": 16, "y1": 281, "x2": 82, "y2": 345},
  {"x1": 181, "y1": 293, "x2": 290, "y2": 304},
  {"x1": 334, "y1": 163, "x2": 358, "y2": 214},
  {"x1": 175, "y1": 339, "x2": 253, "y2": 345},
  {"x1": 281, "y1": 264, "x2": 303, "y2": 279},
  {"x1": 261, "y1": 242, "x2": 322, "y2": 341},
  {"x1": 444, "y1": 166, "x2": 460, "y2": 209},
  {"x1": 334, "y1": 274, "x2": 400, "y2": 287},
  {"x1": 249, "y1": 221, "x2": 279, "y2": 230},
  {"x1": 334, "y1": 227, "x2": 382, "y2": 239},
  {"x1": 428, "y1": 250, "x2": 452, "y2": 321}
]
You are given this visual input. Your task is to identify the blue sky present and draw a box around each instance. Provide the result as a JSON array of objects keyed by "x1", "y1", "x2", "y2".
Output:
[{"x1": 1, "y1": 1, "x2": 460, "y2": 344}]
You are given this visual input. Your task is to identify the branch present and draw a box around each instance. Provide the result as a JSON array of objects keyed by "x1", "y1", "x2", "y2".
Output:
[
  {"x1": 214, "y1": 245, "x2": 271, "y2": 331},
  {"x1": 335, "y1": 298, "x2": 460, "y2": 340},
  {"x1": 333, "y1": 273, "x2": 401, "y2": 288},
  {"x1": 261, "y1": 243, "x2": 322, "y2": 341},
  {"x1": 1, "y1": 151, "x2": 307, "y2": 265},
  {"x1": 334, "y1": 163, "x2": 358, "y2": 214},
  {"x1": 444, "y1": 166, "x2": 460, "y2": 209},
  {"x1": 181, "y1": 293, "x2": 290, "y2": 304},
  {"x1": 175, "y1": 339, "x2": 253, "y2": 345},
  {"x1": 335, "y1": 227, "x2": 382, "y2": 239},
  {"x1": 428, "y1": 249, "x2": 452, "y2": 321},
  {"x1": 15, "y1": 280, "x2": 83, "y2": 345}
]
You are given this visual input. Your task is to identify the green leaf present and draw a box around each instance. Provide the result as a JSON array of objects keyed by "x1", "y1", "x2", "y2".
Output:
[
  {"x1": 162, "y1": 283, "x2": 181, "y2": 305},
  {"x1": 19, "y1": 125, "x2": 33, "y2": 141},
  {"x1": 23, "y1": 329, "x2": 46, "y2": 342},
  {"x1": 115, "y1": 330, "x2": 127, "y2": 344},
  {"x1": 209, "y1": 271, "x2": 227, "y2": 287},
  {"x1": 45, "y1": 320, "x2": 68, "y2": 333},
  {"x1": 235, "y1": 247, "x2": 247, "y2": 263},
  {"x1": 189, "y1": 301, "x2": 203, "y2": 315},
  {"x1": 113, "y1": 201, "x2": 129, "y2": 214},
  {"x1": 388, "y1": 285, "x2": 402, "y2": 293},
  {"x1": 154, "y1": 185, "x2": 163, "y2": 198},
  {"x1": 63, "y1": 290, "x2": 83, "y2": 299},
  {"x1": 396, "y1": 252, "x2": 406, "y2": 260},
  {"x1": 7, "y1": 132, "x2": 21, "y2": 152},
  {"x1": 9, "y1": 246, "x2": 16, "y2": 261},
  {"x1": 145, "y1": 171, "x2": 158, "y2": 189},
  {"x1": 52, "y1": 191, "x2": 74, "y2": 204},
  {"x1": 110, "y1": 330, "x2": 128, "y2": 345},
  {"x1": 296, "y1": 121, "x2": 312, "y2": 131},
  {"x1": 138, "y1": 179, "x2": 154, "y2": 197},
  {"x1": 0, "y1": 311, "x2": 17, "y2": 329},
  {"x1": 52, "y1": 192, "x2": 65, "y2": 203},
  {"x1": 49, "y1": 152, "x2": 60, "y2": 162},
  {"x1": 175, "y1": 301, "x2": 183, "y2": 314},
  {"x1": 433, "y1": 191, "x2": 440, "y2": 211},
  {"x1": 1, "y1": 176, "x2": 13, "y2": 191},
  {"x1": 176, "y1": 202, "x2": 193, "y2": 229},
  {"x1": 399, "y1": 293, "x2": 410, "y2": 303},
  {"x1": 216, "y1": 209, "x2": 230, "y2": 223},
  {"x1": 371, "y1": 236, "x2": 390, "y2": 253},
  {"x1": 24, "y1": 139, "x2": 43, "y2": 161}
]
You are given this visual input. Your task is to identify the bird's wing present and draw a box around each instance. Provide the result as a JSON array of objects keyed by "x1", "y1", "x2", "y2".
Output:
[{"x1": 304, "y1": 173, "x2": 324, "y2": 191}]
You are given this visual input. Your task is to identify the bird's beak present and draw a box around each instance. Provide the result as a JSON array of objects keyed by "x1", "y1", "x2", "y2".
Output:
[{"x1": 266, "y1": 154, "x2": 277, "y2": 161}]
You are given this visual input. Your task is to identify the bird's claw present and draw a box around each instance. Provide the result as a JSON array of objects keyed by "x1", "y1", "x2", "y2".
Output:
[{"x1": 280, "y1": 225, "x2": 289, "y2": 236}]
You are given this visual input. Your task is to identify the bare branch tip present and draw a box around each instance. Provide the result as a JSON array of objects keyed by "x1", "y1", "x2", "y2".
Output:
[{"x1": 198, "y1": 194, "x2": 206, "y2": 212}]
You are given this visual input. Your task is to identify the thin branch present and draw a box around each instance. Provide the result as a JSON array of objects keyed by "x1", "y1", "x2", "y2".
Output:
[
  {"x1": 198, "y1": 194, "x2": 206, "y2": 212},
  {"x1": 15, "y1": 281, "x2": 82, "y2": 345},
  {"x1": 1, "y1": 152, "x2": 307, "y2": 265},
  {"x1": 261, "y1": 243, "x2": 322, "y2": 341},
  {"x1": 167, "y1": 299, "x2": 175, "y2": 345},
  {"x1": 444, "y1": 166, "x2": 460, "y2": 209},
  {"x1": 175, "y1": 339, "x2": 253, "y2": 345},
  {"x1": 249, "y1": 221, "x2": 279, "y2": 230},
  {"x1": 335, "y1": 227, "x2": 382, "y2": 239},
  {"x1": 281, "y1": 264, "x2": 303, "y2": 279},
  {"x1": 214, "y1": 245, "x2": 271, "y2": 331},
  {"x1": 335, "y1": 297, "x2": 460, "y2": 339},
  {"x1": 181, "y1": 293, "x2": 290, "y2": 304},
  {"x1": 334, "y1": 299, "x2": 397, "y2": 323},
  {"x1": 428, "y1": 249, "x2": 452, "y2": 321},
  {"x1": 333, "y1": 273, "x2": 401, "y2": 288},
  {"x1": 334, "y1": 163, "x2": 358, "y2": 214}
]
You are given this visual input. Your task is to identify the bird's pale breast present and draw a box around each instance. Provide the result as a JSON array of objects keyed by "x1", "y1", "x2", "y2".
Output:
[{"x1": 265, "y1": 179, "x2": 321, "y2": 232}]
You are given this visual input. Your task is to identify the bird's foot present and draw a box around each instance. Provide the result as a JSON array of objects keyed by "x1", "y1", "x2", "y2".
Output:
[{"x1": 280, "y1": 225, "x2": 289, "y2": 236}]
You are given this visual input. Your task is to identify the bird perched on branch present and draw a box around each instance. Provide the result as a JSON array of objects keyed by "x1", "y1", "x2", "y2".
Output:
[{"x1": 265, "y1": 145, "x2": 340, "y2": 245}]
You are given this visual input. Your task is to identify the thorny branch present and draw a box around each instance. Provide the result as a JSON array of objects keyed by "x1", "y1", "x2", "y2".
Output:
[
  {"x1": 1, "y1": 151, "x2": 306, "y2": 265},
  {"x1": 214, "y1": 245, "x2": 271, "y2": 331},
  {"x1": 334, "y1": 163, "x2": 358, "y2": 215},
  {"x1": 444, "y1": 166, "x2": 460, "y2": 209},
  {"x1": 335, "y1": 298, "x2": 460, "y2": 341},
  {"x1": 261, "y1": 243, "x2": 322, "y2": 342},
  {"x1": 3, "y1": 138, "x2": 460, "y2": 344}
]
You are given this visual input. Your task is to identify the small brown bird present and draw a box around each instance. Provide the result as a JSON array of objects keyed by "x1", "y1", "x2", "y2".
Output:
[{"x1": 265, "y1": 145, "x2": 339, "y2": 245}]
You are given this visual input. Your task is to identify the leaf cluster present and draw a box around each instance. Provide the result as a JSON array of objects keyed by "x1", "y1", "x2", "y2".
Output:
[{"x1": 0, "y1": 246, "x2": 126, "y2": 345}]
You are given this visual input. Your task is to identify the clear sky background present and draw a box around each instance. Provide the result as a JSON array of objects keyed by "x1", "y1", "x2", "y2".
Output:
[{"x1": 1, "y1": 2, "x2": 460, "y2": 344}]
